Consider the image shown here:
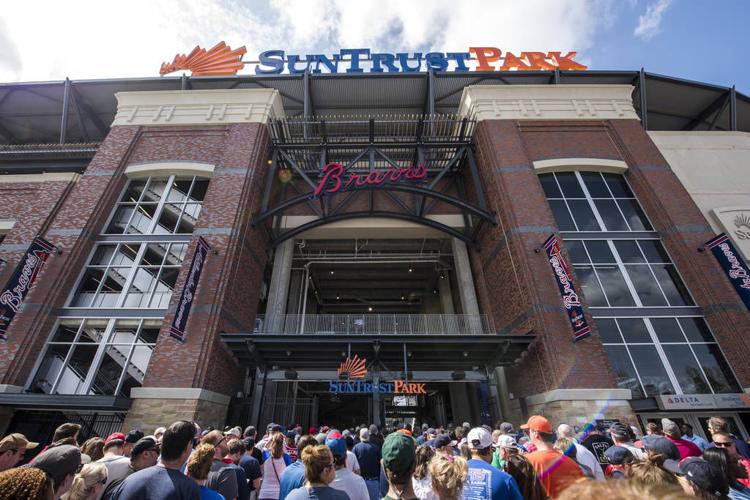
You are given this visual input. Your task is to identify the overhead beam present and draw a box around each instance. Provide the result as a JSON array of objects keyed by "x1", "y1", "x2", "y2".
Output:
[
  {"x1": 682, "y1": 91, "x2": 729, "y2": 131},
  {"x1": 70, "y1": 85, "x2": 110, "y2": 137},
  {"x1": 730, "y1": 85, "x2": 737, "y2": 131}
]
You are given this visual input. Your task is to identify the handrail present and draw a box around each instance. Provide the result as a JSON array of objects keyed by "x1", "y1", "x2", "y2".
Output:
[{"x1": 255, "y1": 314, "x2": 492, "y2": 335}]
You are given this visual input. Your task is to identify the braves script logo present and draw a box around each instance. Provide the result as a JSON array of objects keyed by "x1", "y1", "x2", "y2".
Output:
[
  {"x1": 160, "y1": 42, "x2": 247, "y2": 77},
  {"x1": 173, "y1": 247, "x2": 206, "y2": 328},
  {"x1": 718, "y1": 242, "x2": 750, "y2": 290},
  {"x1": 314, "y1": 162, "x2": 427, "y2": 197},
  {"x1": 0, "y1": 251, "x2": 42, "y2": 312},
  {"x1": 337, "y1": 355, "x2": 367, "y2": 379},
  {"x1": 548, "y1": 253, "x2": 581, "y2": 309}
]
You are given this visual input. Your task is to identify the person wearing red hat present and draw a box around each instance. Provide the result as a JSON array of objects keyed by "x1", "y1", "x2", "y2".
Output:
[
  {"x1": 96, "y1": 432, "x2": 130, "y2": 498},
  {"x1": 522, "y1": 416, "x2": 583, "y2": 498}
]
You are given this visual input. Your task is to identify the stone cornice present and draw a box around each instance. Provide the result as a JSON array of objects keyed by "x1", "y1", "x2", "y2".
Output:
[
  {"x1": 458, "y1": 84, "x2": 638, "y2": 122},
  {"x1": 113, "y1": 89, "x2": 284, "y2": 127}
]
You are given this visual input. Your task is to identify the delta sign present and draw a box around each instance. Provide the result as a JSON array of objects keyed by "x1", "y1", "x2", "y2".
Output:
[
  {"x1": 159, "y1": 42, "x2": 587, "y2": 77},
  {"x1": 329, "y1": 355, "x2": 426, "y2": 395}
]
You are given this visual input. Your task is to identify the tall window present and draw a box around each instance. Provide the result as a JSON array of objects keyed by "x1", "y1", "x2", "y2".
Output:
[
  {"x1": 29, "y1": 175, "x2": 209, "y2": 396},
  {"x1": 540, "y1": 171, "x2": 740, "y2": 397}
]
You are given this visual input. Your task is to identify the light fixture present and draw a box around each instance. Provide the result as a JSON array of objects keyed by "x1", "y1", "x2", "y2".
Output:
[
  {"x1": 330, "y1": 270, "x2": 334, "y2": 275},
  {"x1": 462, "y1": 351, "x2": 468, "y2": 357},
  {"x1": 408, "y1": 266, "x2": 413, "y2": 273},
  {"x1": 336, "y1": 295, "x2": 340, "y2": 300},
  {"x1": 368, "y1": 306, "x2": 373, "y2": 312},
  {"x1": 401, "y1": 293, "x2": 405, "y2": 301},
  {"x1": 440, "y1": 272, "x2": 446, "y2": 279},
  {"x1": 433, "y1": 289, "x2": 438, "y2": 294}
]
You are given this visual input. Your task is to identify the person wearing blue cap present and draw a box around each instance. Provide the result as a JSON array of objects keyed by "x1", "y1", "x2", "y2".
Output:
[{"x1": 327, "y1": 431, "x2": 369, "y2": 500}]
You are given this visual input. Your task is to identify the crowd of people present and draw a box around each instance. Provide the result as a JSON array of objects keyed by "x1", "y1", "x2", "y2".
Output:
[{"x1": 0, "y1": 414, "x2": 749, "y2": 499}]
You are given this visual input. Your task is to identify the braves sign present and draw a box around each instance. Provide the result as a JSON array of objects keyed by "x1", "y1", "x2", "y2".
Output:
[
  {"x1": 314, "y1": 162, "x2": 426, "y2": 197},
  {"x1": 543, "y1": 235, "x2": 591, "y2": 342},
  {"x1": 0, "y1": 237, "x2": 56, "y2": 340},
  {"x1": 706, "y1": 233, "x2": 750, "y2": 311},
  {"x1": 169, "y1": 237, "x2": 210, "y2": 341}
]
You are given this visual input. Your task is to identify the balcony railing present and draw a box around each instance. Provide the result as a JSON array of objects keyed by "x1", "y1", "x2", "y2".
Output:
[{"x1": 255, "y1": 314, "x2": 493, "y2": 335}]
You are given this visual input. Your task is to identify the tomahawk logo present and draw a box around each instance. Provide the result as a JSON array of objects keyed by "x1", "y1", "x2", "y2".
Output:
[
  {"x1": 160, "y1": 42, "x2": 247, "y2": 77},
  {"x1": 337, "y1": 355, "x2": 367, "y2": 379}
]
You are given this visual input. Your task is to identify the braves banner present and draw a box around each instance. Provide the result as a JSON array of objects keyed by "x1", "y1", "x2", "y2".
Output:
[
  {"x1": 543, "y1": 234, "x2": 591, "y2": 342},
  {"x1": 0, "y1": 237, "x2": 56, "y2": 340},
  {"x1": 169, "y1": 237, "x2": 210, "y2": 341},
  {"x1": 706, "y1": 233, "x2": 750, "y2": 311}
]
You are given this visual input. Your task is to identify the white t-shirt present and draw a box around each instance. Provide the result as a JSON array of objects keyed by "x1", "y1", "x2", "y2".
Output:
[
  {"x1": 412, "y1": 474, "x2": 439, "y2": 500},
  {"x1": 346, "y1": 450, "x2": 360, "y2": 473},
  {"x1": 573, "y1": 443, "x2": 605, "y2": 481},
  {"x1": 331, "y1": 467, "x2": 369, "y2": 500},
  {"x1": 258, "y1": 456, "x2": 287, "y2": 499},
  {"x1": 95, "y1": 455, "x2": 131, "y2": 500}
]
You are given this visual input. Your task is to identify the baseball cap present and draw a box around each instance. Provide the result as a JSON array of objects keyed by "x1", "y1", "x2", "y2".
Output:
[
  {"x1": 270, "y1": 425, "x2": 282, "y2": 433},
  {"x1": 604, "y1": 445, "x2": 633, "y2": 465},
  {"x1": 0, "y1": 433, "x2": 39, "y2": 452},
  {"x1": 661, "y1": 418, "x2": 680, "y2": 435},
  {"x1": 125, "y1": 429, "x2": 144, "y2": 444},
  {"x1": 325, "y1": 434, "x2": 347, "y2": 458},
  {"x1": 680, "y1": 457, "x2": 726, "y2": 495},
  {"x1": 382, "y1": 432, "x2": 416, "y2": 474},
  {"x1": 500, "y1": 422, "x2": 515, "y2": 434},
  {"x1": 131, "y1": 437, "x2": 158, "y2": 457},
  {"x1": 32, "y1": 445, "x2": 81, "y2": 479},
  {"x1": 609, "y1": 422, "x2": 631, "y2": 439},
  {"x1": 467, "y1": 427, "x2": 492, "y2": 450},
  {"x1": 225, "y1": 427, "x2": 242, "y2": 438},
  {"x1": 154, "y1": 426, "x2": 166, "y2": 436},
  {"x1": 520, "y1": 415, "x2": 553, "y2": 434},
  {"x1": 434, "y1": 434, "x2": 457, "y2": 448},
  {"x1": 641, "y1": 435, "x2": 680, "y2": 461},
  {"x1": 320, "y1": 426, "x2": 330, "y2": 433},
  {"x1": 359, "y1": 428, "x2": 370, "y2": 440},
  {"x1": 105, "y1": 432, "x2": 126, "y2": 444},
  {"x1": 495, "y1": 434, "x2": 517, "y2": 448},
  {"x1": 426, "y1": 428, "x2": 436, "y2": 436},
  {"x1": 396, "y1": 428, "x2": 413, "y2": 437}
]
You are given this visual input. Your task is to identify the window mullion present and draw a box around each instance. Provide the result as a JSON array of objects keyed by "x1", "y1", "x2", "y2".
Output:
[
  {"x1": 79, "y1": 318, "x2": 117, "y2": 395},
  {"x1": 614, "y1": 319, "x2": 649, "y2": 397},
  {"x1": 50, "y1": 320, "x2": 86, "y2": 393},
  {"x1": 113, "y1": 318, "x2": 143, "y2": 396},
  {"x1": 643, "y1": 318, "x2": 684, "y2": 394},
  {"x1": 575, "y1": 171, "x2": 607, "y2": 231},
  {"x1": 115, "y1": 244, "x2": 148, "y2": 308},
  {"x1": 607, "y1": 240, "x2": 643, "y2": 307},
  {"x1": 147, "y1": 175, "x2": 175, "y2": 234}
]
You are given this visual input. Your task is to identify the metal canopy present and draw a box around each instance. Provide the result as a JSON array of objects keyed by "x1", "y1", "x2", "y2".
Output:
[
  {"x1": 220, "y1": 332, "x2": 534, "y2": 371},
  {"x1": 0, "y1": 70, "x2": 748, "y2": 147},
  {"x1": 0, "y1": 393, "x2": 132, "y2": 411}
]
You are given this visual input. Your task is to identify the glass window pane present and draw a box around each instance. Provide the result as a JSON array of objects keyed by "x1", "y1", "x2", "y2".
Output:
[
  {"x1": 71, "y1": 269, "x2": 104, "y2": 307},
  {"x1": 90, "y1": 268, "x2": 129, "y2": 307},
  {"x1": 567, "y1": 200, "x2": 600, "y2": 231},
  {"x1": 639, "y1": 240, "x2": 670, "y2": 263},
  {"x1": 662, "y1": 345, "x2": 711, "y2": 394},
  {"x1": 628, "y1": 345, "x2": 676, "y2": 396},
  {"x1": 691, "y1": 344, "x2": 742, "y2": 393},
  {"x1": 651, "y1": 265, "x2": 694, "y2": 306},
  {"x1": 650, "y1": 318, "x2": 686, "y2": 342},
  {"x1": 120, "y1": 180, "x2": 147, "y2": 203},
  {"x1": 143, "y1": 179, "x2": 168, "y2": 202},
  {"x1": 112, "y1": 244, "x2": 141, "y2": 266},
  {"x1": 127, "y1": 345, "x2": 154, "y2": 381},
  {"x1": 566, "y1": 241, "x2": 589, "y2": 264},
  {"x1": 125, "y1": 268, "x2": 159, "y2": 307},
  {"x1": 625, "y1": 265, "x2": 668, "y2": 306},
  {"x1": 603, "y1": 345, "x2": 644, "y2": 398},
  {"x1": 56, "y1": 344, "x2": 98, "y2": 394},
  {"x1": 89, "y1": 245, "x2": 118, "y2": 266},
  {"x1": 596, "y1": 266, "x2": 636, "y2": 306},
  {"x1": 603, "y1": 174, "x2": 633, "y2": 197},
  {"x1": 106, "y1": 206, "x2": 135, "y2": 234},
  {"x1": 679, "y1": 318, "x2": 715, "y2": 342},
  {"x1": 596, "y1": 318, "x2": 622, "y2": 343},
  {"x1": 549, "y1": 200, "x2": 577, "y2": 231},
  {"x1": 555, "y1": 172, "x2": 585, "y2": 198},
  {"x1": 176, "y1": 204, "x2": 201, "y2": 233},
  {"x1": 149, "y1": 268, "x2": 179, "y2": 308},
  {"x1": 576, "y1": 266, "x2": 608, "y2": 307},
  {"x1": 617, "y1": 199, "x2": 652, "y2": 231},
  {"x1": 78, "y1": 324, "x2": 106, "y2": 343},
  {"x1": 617, "y1": 318, "x2": 652, "y2": 343},
  {"x1": 584, "y1": 241, "x2": 615, "y2": 263},
  {"x1": 127, "y1": 204, "x2": 158, "y2": 234},
  {"x1": 188, "y1": 179, "x2": 209, "y2": 202},
  {"x1": 138, "y1": 327, "x2": 159, "y2": 344},
  {"x1": 614, "y1": 241, "x2": 645, "y2": 263},
  {"x1": 167, "y1": 243, "x2": 188, "y2": 263},
  {"x1": 581, "y1": 172, "x2": 611, "y2": 198},
  {"x1": 50, "y1": 324, "x2": 79, "y2": 343},
  {"x1": 155, "y1": 205, "x2": 181, "y2": 234},
  {"x1": 539, "y1": 174, "x2": 562, "y2": 198},
  {"x1": 141, "y1": 244, "x2": 168, "y2": 267},
  {"x1": 167, "y1": 179, "x2": 193, "y2": 202},
  {"x1": 595, "y1": 200, "x2": 629, "y2": 231},
  {"x1": 111, "y1": 326, "x2": 137, "y2": 344},
  {"x1": 90, "y1": 344, "x2": 133, "y2": 396},
  {"x1": 29, "y1": 344, "x2": 72, "y2": 393}
]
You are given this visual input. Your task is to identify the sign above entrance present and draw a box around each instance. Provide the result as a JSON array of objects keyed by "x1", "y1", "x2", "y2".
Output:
[
  {"x1": 330, "y1": 355, "x2": 427, "y2": 395},
  {"x1": 314, "y1": 162, "x2": 427, "y2": 197},
  {"x1": 159, "y1": 43, "x2": 587, "y2": 77},
  {"x1": 658, "y1": 393, "x2": 750, "y2": 411}
]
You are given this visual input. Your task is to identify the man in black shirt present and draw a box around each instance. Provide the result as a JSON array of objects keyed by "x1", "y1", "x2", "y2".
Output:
[{"x1": 580, "y1": 425, "x2": 613, "y2": 471}]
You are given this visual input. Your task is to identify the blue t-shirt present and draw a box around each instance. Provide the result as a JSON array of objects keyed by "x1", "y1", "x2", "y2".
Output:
[
  {"x1": 239, "y1": 453, "x2": 262, "y2": 491},
  {"x1": 279, "y1": 460, "x2": 306, "y2": 500},
  {"x1": 199, "y1": 485, "x2": 224, "y2": 500},
  {"x1": 228, "y1": 462, "x2": 250, "y2": 500},
  {"x1": 352, "y1": 441, "x2": 381, "y2": 479},
  {"x1": 111, "y1": 465, "x2": 200, "y2": 500},
  {"x1": 462, "y1": 459, "x2": 522, "y2": 500}
]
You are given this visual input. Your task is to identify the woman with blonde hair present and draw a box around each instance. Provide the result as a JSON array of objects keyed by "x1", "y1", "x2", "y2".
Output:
[
  {"x1": 186, "y1": 443, "x2": 223, "y2": 500},
  {"x1": 259, "y1": 432, "x2": 292, "y2": 500},
  {"x1": 285, "y1": 444, "x2": 348, "y2": 500},
  {"x1": 428, "y1": 454, "x2": 468, "y2": 500},
  {"x1": 0, "y1": 466, "x2": 54, "y2": 499},
  {"x1": 61, "y1": 462, "x2": 107, "y2": 500},
  {"x1": 413, "y1": 444, "x2": 438, "y2": 500},
  {"x1": 626, "y1": 450, "x2": 681, "y2": 490}
]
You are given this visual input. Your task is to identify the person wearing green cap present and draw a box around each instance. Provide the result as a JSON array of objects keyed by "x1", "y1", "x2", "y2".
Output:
[{"x1": 381, "y1": 432, "x2": 418, "y2": 500}]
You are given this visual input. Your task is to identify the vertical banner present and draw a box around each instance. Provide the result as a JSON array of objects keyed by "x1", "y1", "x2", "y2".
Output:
[
  {"x1": 0, "y1": 237, "x2": 57, "y2": 340},
  {"x1": 706, "y1": 233, "x2": 750, "y2": 311},
  {"x1": 169, "y1": 237, "x2": 210, "y2": 341},
  {"x1": 543, "y1": 234, "x2": 591, "y2": 342}
]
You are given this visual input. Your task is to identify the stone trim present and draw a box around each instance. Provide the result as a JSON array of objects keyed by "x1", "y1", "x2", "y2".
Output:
[
  {"x1": 0, "y1": 172, "x2": 80, "y2": 184},
  {"x1": 525, "y1": 388, "x2": 632, "y2": 406},
  {"x1": 125, "y1": 161, "x2": 215, "y2": 179},
  {"x1": 113, "y1": 89, "x2": 285, "y2": 126},
  {"x1": 0, "y1": 220, "x2": 15, "y2": 232},
  {"x1": 533, "y1": 158, "x2": 629, "y2": 174},
  {"x1": 458, "y1": 84, "x2": 638, "y2": 122},
  {"x1": 130, "y1": 387, "x2": 231, "y2": 405}
]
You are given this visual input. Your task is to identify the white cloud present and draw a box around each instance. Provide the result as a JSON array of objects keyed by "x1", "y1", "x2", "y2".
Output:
[
  {"x1": 0, "y1": 0, "x2": 616, "y2": 82},
  {"x1": 634, "y1": 0, "x2": 672, "y2": 41}
]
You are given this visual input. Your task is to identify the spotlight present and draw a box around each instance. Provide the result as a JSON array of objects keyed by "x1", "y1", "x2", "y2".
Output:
[
  {"x1": 440, "y1": 272, "x2": 446, "y2": 279},
  {"x1": 368, "y1": 306, "x2": 373, "y2": 312},
  {"x1": 401, "y1": 294, "x2": 405, "y2": 301},
  {"x1": 336, "y1": 295, "x2": 340, "y2": 300},
  {"x1": 330, "y1": 270, "x2": 334, "y2": 275},
  {"x1": 408, "y1": 267, "x2": 413, "y2": 273}
]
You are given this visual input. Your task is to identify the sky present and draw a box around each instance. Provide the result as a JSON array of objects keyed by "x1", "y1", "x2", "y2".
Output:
[{"x1": 0, "y1": 0, "x2": 748, "y2": 94}]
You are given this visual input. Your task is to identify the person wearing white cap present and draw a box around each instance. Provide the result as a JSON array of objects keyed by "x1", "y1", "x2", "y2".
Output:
[
  {"x1": 463, "y1": 427, "x2": 522, "y2": 500},
  {"x1": 153, "y1": 427, "x2": 166, "y2": 441}
]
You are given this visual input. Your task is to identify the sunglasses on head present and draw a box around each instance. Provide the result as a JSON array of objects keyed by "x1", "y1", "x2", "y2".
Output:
[{"x1": 713, "y1": 441, "x2": 734, "y2": 448}]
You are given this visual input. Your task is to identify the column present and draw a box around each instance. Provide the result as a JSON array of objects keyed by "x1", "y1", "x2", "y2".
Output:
[
  {"x1": 250, "y1": 368, "x2": 266, "y2": 426},
  {"x1": 266, "y1": 239, "x2": 295, "y2": 332},
  {"x1": 438, "y1": 273, "x2": 455, "y2": 314},
  {"x1": 372, "y1": 374, "x2": 381, "y2": 427}
]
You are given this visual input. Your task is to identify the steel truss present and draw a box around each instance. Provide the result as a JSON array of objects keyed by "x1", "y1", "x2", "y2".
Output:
[{"x1": 252, "y1": 115, "x2": 496, "y2": 247}]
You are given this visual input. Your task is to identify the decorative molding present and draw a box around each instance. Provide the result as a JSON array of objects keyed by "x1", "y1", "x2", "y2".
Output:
[
  {"x1": 0, "y1": 220, "x2": 16, "y2": 232},
  {"x1": 458, "y1": 84, "x2": 638, "y2": 122},
  {"x1": 130, "y1": 387, "x2": 231, "y2": 405},
  {"x1": 113, "y1": 89, "x2": 285, "y2": 127},
  {"x1": 533, "y1": 158, "x2": 629, "y2": 174},
  {"x1": 525, "y1": 388, "x2": 632, "y2": 406},
  {"x1": 0, "y1": 172, "x2": 80, "y2": 184},
  {"x1": 125, "y1": 161, "x2": 215, "y2": 179},
  {"x1": 710, "y1": 206, "x2": 750, "y2": 260}
]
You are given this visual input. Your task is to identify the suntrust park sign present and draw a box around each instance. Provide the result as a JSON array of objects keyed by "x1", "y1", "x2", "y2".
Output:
[
  {"x1": 160, "y1": 42, "x2": 587, "y2": 77},
  {"x1": 331, "y1": 355, "x2": 427, "y2": 395}
]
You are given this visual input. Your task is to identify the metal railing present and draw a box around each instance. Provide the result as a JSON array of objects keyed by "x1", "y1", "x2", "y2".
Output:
[{"x1": 255, "y1": 314, "x2": 493, "y2": 335}]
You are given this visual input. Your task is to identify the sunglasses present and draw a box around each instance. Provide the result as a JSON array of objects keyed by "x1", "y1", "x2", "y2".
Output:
[{"x1": 713, "y1": 441, "x2": 734, "y2": 448}]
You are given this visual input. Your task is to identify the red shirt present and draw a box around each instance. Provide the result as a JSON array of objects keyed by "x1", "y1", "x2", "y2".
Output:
[
  {"x1": 526, "y1": 449, "x2": 584, "y2": 498},
  {"x1": 666, "y1": 436, "x2": 702, "y2": 459}
]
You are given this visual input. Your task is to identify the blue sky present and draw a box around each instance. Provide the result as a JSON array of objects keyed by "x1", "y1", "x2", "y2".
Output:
[{"x1": 0, "y1": 0, "x2": 747, "y2": 94}]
